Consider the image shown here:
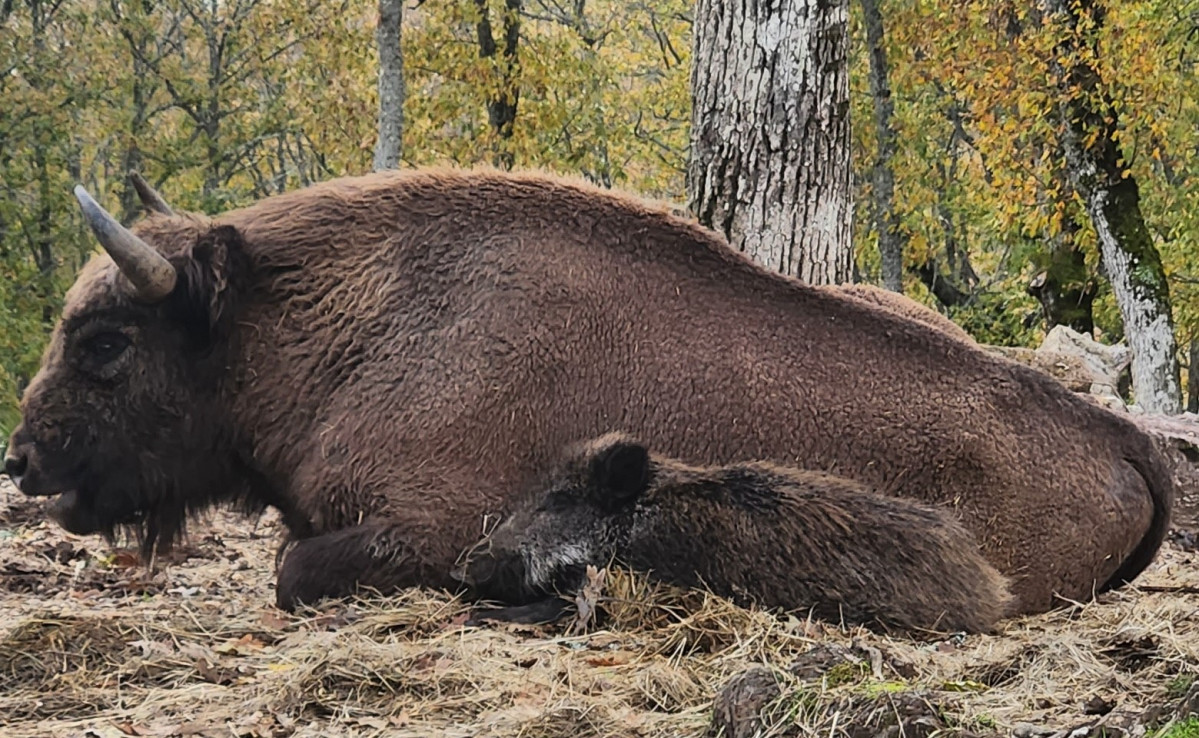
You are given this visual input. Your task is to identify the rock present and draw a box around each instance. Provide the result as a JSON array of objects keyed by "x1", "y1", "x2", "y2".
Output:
[
  {"x1": 789, "y1": 642, "x2": 866, "y2": 680},
  {"x1": 1176, "y1": 682, "x2": 1199, "y2": 719},
  {"x1": 1038, "y1": 325, "x2": 1131, "y2": 394},
  {"x1": 984, "y1": 346, "x2": 1094, "y2": 392},
  {"x1": 707, "y1": 666, "x2": 782, "y2": 738},
  {"x1": 1167, "y1": 528, "x2": 1198, "y2": 553},
  {"x1": 984, "y1": 326, "x2": 1131, "y2": 398},
  {"x1": 1083, "y1": 696, "x2": 1115, "y2": 715},
  {"x1": 1125, "y1": 412, "x2": 1199, "y2": 528}
]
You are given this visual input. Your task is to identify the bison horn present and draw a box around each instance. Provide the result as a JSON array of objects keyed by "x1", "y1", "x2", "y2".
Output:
[
  {"x1": 74, "y1": 185, "x2": 178, "y2": 302},
  {"x1": 128, "y1": 171, "x2": 175, "y2": 216}
]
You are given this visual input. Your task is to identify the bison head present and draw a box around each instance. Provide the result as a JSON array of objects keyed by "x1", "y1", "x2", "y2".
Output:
[{"x1": 2, "y1": 175, "x2": 246, "y2": 557}]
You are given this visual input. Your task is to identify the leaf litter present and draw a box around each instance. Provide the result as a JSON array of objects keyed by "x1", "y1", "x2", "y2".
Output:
[{"x1": 2, "y1": 478, "x2": 1198, "y2": 738}]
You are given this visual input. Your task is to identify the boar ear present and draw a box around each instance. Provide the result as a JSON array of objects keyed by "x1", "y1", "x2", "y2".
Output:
[
  {"x1": 171, "y1": 225, "x2": 243, "y2": 348},
  {"x1": 588, "y1": 437, "x2": 650, "y2": 508}
]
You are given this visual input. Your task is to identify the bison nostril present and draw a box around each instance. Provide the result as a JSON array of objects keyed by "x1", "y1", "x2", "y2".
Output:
[{"x1": 3, "y1": 449, "x2": 27, "y2": 480}]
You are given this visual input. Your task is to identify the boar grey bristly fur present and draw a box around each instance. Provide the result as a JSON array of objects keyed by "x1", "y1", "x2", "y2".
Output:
[{"x1": 457, "y1": 433, "x2": 1014, "y2": 634}]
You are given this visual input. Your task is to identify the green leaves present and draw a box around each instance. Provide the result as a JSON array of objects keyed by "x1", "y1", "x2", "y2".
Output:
[{"x1": 850, "y1": 0, "x2": 1199, "y2": 359}]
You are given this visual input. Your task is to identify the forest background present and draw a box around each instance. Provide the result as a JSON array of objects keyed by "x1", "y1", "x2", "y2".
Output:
[{"x1": 2, "y1": 0, "x2": 1198, "y2": 438}]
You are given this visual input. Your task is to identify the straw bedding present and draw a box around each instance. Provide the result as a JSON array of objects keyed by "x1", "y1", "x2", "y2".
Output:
[{"x1": 2, "y1": 478, "x2": 1197, "y2": 738}]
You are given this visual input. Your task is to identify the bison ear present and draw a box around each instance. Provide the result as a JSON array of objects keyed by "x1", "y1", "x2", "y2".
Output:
[
  {"x1": 588, "y1": 438, "x2": 650, "y2": 509},
  {"x1": 171, "y1": 225, "x2": 242, "y2": 346}
]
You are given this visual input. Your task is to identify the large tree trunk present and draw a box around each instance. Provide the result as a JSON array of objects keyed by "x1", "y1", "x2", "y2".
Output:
[
  {"x1": 687, "y1": 0, "x2": 852, "y2": 285},
  {"x1": 1043, "y1": 0, "x2": 1181, "y2": 414},
  {"x1": 372, "y1": 0, "x2": 403, "y2": 171},
  {"x1": 371, "y1": 0, "x2": 405, "y2": 170},
  {"x1": 860, "y1": 0, "x2": 902, "y2": 293}
]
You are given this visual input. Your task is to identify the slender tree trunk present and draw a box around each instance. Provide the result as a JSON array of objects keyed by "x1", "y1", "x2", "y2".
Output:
[
  {"x1": 120, "y1": 65, "x2": 150, "y2": 224},
  {"x1": 372, "y1": 0, "x2": 403, "y2": 171},
  {"x1": 860, "y1": 0, "x2": 902, "y2": 292},
  {"x1": 1188, "y1": 339, "x2": 1199, "y2": 414},
  {"x1": 687, "y1": 0, "x2": 852, "y2": 285},
  {"x1": 474, "y1": 0, "x2": 521, "y2": 169},
  {"x1": 1027, "y1": 218, "x2": 1096, "y2": 335},
  {"x1": 914, "y1": 113, "x2": 979, "y2": 310},
  {"x1": 110, "y1": 0, "x2": 163, "y2": 221},
  {"x1": 1042, "y1": 0, "x2": 1181, "y2": 413}
]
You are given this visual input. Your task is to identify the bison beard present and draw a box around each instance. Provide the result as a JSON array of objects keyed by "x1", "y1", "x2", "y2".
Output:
[{"x1": 2, "y1": 168, "x2": 1174, "y2": 617}]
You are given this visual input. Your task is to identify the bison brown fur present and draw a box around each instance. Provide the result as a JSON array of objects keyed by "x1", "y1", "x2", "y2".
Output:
[
  {"x1": 456, "y1": 433, "x2": 1014, "y2": 634},
  {"x1": 2, "y1": 167, "x2": 1172, "y2": 614},
  {"x1": 828, "y1": 283, "x2": 974, "y2": 343}
]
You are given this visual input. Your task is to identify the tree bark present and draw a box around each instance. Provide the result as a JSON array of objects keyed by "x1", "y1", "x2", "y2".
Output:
[
  {"x1": 1188, "y1": 339, "x2": 1199, "y2": 414},
  {"x1": 115, "y1": 0, "x2": 155, "y2": 224},
  {"x1": 915, "y1": 116, "x2": 980, "y2": 311},
  {"x1": 372, "y1": 0, "x2": 403, "y2": 171},
  {"x1": 474, "y1": 0, "x2": 521, "y2": 169},
  {"x1": 860, "y1": 0, "x2": 902, "y2": 293},
  {"x1": 1043, "y1": 0, "x2": 1181, "y2": 414},
  {"x1": 687, "y1": 0, "x2": 852, "y2": 285},
  {"x1": 1027, "y1": 222, "x2": 1095, "y2": 335}
]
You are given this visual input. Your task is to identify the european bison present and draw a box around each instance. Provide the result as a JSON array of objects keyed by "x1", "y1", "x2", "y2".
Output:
[
  {"x1": 828, "y1": 283, "x2": 974, "y2": 343},
  {"x1": 2, "y1": 168, "x2": 1172, "y2": 614},
  {"x1": 456, "y1": 432, "x2": 1014, "y2": 634}
]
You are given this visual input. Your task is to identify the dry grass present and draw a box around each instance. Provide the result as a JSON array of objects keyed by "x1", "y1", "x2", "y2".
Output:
[{"x1": 2, "y1": 478, "x2": 1197, "y2": 738}]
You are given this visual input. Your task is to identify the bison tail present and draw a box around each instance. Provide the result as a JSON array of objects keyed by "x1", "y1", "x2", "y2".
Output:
[{"x1": 1098, "y1": 440, "x2": 1175, "y2": 593}]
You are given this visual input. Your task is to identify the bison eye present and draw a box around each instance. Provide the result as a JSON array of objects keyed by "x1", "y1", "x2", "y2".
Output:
[{"x1": 82, "y1": 332, "x2": 131, "y2": 364}]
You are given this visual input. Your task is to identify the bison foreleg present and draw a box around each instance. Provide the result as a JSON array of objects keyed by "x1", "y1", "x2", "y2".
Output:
[{"x1": 275, "y1": 522, "x2": 422, "y2": 611}]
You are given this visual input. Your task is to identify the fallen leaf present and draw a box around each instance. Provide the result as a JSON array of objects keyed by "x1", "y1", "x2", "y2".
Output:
[
  {"x1": 570, "y1": 565, "x2": 607, "y2": 636},
  {"x1": 110, "y1": 551, "x2": 141, "y2": 569},
  {"x1": 194, "y1": 657, "x2": 236, "y2": 686},
  {"x1": 129, "y1": 639, "x2": 174, "y2": 659},
  {"x1": 584, "y1": 650, "x2": 635, "y2": 667},
  {"x1": 215, "y1": 633, "x2": 267, "y2": 656},
  {"x1": 259, "y1": 611, "x2": 292, "y2": 630}
]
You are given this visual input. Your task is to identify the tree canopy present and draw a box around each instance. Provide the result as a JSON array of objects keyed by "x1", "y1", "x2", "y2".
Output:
[{"x1": 2, "y1": 0, "x2": 1198, "y2": 434}]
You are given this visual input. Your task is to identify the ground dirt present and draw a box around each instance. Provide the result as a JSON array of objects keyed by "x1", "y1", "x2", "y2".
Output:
[{"x1": 2, "y1": 478, "x2": 1197, "y2": 738}]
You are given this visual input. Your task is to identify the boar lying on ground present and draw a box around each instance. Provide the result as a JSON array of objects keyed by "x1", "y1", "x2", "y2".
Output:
[
  {"x1": 1, "y1": 168, "x2": 1171, "y2": 613},
  {"x1": 457, "y1": 433, "x2": 1014, "y2": 634}
]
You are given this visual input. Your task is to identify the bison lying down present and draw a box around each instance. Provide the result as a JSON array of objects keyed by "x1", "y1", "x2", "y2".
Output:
[
  {"x1": 456, "y1": 432, "x2": 1014, "y2": 634},
  {"x1": 2, "y1": 168, "x2": 1172, "y2": 616}
]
